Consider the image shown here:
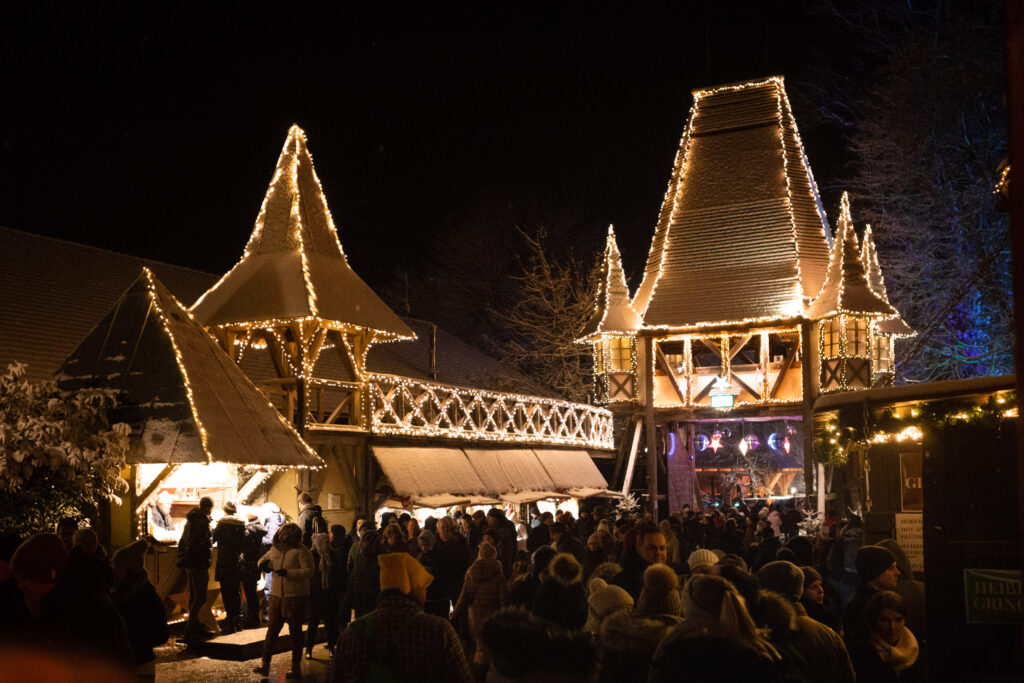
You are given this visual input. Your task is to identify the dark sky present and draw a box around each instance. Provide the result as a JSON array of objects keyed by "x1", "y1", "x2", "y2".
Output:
[{"x1": 1, "y1": 4, "x2": 849, "y2": 290}]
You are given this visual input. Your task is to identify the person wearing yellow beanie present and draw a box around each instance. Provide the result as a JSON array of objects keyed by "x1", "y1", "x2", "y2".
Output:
[{"x1": 333, "y1": 547, "x2": 472, "y2": 683}]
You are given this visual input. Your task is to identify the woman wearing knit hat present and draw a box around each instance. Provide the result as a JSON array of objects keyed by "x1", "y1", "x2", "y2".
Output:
[
  {"x1": 635, "y1": 563, "x2": 682, "y2": 619},
  {"x1": 254, "y1": 523, "x2": 314, "y2": 680},
  {"x1": 584, "y1": 577, "x2": 634, "y2": 633},
  {"x1": 111, "y1": 538, "x2": 168, "y2": 675},
  {"x1": 686, "y1": 548, "x2": 719, "y2": 575},
  {"x1": 452, "y1": 541, "x2": 506, "y2": 665},
  {"x1": 532, "y1": 552, "x2": 588, "y2": 631},
  {"x1": 649, "y1": 574, "x2": 782, "y2": 681},
  {"x1": 800, "y1": 565, "x2": 841, "y2": 632}
]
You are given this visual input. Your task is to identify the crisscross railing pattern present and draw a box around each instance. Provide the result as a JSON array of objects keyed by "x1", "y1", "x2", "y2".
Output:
[{"x1": 367, "y1": 373, "x2": 614, "y2": 448}]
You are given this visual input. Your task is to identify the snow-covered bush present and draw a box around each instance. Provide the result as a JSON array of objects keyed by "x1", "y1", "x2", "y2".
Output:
[{"x1": 0, "y1": 362, "x2": 130, "y2": 535}]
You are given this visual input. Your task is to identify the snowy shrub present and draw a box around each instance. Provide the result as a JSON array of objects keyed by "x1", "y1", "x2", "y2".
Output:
[{"x1": 0, "y1": 362, "x2": 130, "y2": 536}]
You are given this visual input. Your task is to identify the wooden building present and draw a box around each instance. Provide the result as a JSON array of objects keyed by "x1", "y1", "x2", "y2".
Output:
[{"x1": 579, "y1": 77, "x2": 914, "y2": 517}]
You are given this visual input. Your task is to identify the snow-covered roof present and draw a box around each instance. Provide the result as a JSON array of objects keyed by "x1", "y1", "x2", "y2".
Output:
[
  {"x1": 190, "y1": 125, "x2": 414, "y2": 341},
  {"x1": 807, "y1": 193, "x2": 897, "y2": 320},
  {"x1": 632, "y1": 76, "x2": 832, "y2": 330},
  {"x1": 860, "y1": 225, "x2": 916, "y2": 338},
  {"x1": 577, "y1": 225, "x2": 643, "y2": 342},
  {"x1": 57, "y1": 269, "x2": 322, "y2": 468}
]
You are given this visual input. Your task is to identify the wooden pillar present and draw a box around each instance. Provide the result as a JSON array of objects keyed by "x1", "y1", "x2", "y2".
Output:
[
  {"x1": 643, "y1": 335, "x2": 659, "y2": 522},
  {"x1": 800, "y1": 321, "x2": 819, "y2": 506}
]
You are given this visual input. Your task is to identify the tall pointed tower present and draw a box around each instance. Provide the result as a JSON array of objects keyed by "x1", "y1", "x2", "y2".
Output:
[
  {"x1": 577, "y1": 226, "x2": 643, "y2": 403},
  {"x1": 860, "y1": 223, "x2": 916, "y2": 382},
  {"x1": 808, "y1": 193, "x2": 896, "y2": 391},
  {"x1": 191, "y1": 125, "x2": 414, "y2": 436}
]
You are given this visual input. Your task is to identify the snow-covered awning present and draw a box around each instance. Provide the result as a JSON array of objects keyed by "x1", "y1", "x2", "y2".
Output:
[
  {"x1": 371, "y1": 446, "x2": 488, "y2": 500},
  {"x1": 371, "y1": 444, "x2": 610, "y2": 505},
  {"x1": 531, "y1": 448, "x2": 609, "y2": 491}
]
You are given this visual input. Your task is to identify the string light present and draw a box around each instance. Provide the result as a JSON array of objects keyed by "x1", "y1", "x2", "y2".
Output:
[{"x1": 366, "y1": 373, "x2": 615, "y2": 448}]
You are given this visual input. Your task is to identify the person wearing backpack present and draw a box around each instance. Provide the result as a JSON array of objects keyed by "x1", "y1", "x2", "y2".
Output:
[
  {"x1": 297, "y1": 493, "x2": 328, "y2": 548},
  {"x1": 333, "y1": 552, "x2": 472, "y2": 683}
]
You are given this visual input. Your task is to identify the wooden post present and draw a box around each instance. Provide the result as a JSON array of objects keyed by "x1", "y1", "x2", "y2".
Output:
[
  {"x1": 801, "y1": 321, "x2": 819, "y2": 508},
  {"x1": 643, "y1": 335, "x2": 659, "y2": 522}
]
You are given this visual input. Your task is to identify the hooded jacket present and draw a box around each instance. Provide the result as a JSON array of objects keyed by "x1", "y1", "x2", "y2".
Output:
[
  {"x1": 177, "y1": 507, "x2": 212, "y2": 570},
  {"x1": 452, "y1": 558, "x2": 505, "y2": 636},
  {"x1": 259, "y1": 540, "x2": 314, "y2": 598}
]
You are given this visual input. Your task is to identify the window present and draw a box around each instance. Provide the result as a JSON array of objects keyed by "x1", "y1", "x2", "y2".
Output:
[
  {"x1": 822, "y1": 318, "x2": 841, "y2": 357},
  {"x1": 607, "y1": 336, "x2": 632, "y2": 372},
  {"x1": 845, "y1": 317, "x2": 867, "y2": 356},
  {"x1": 873, "y1": 336, "x2": 891, "y2": 372}
]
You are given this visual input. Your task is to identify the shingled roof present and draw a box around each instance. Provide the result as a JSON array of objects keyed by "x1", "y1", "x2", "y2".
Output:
[
  {"x1": 57, "y1": 269, "x2": 322, "y2": 468},
  {"x1": 190, "y1": 125, "x2": 414, "y2": 340},
  {"x1": 632, "y1": 77, "x2": 832, "y2": 330},
  {"x1": 577, "y1": 226, "x2": 643, "y2": 342},
  {"x1": 807, "y1": 193, "x2": 896, "y2": 320},
  {"x1": 860, "y1": 224, "x2": 916, "y2": 338}
]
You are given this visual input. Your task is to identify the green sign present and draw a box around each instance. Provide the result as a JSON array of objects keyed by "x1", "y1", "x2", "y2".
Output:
[
  {"x1": 964, "y1": 569, "x2": 1023, "y2": 624},
  {"x1": 710, "y1": 394, "x2": 734, "y2": 408}
]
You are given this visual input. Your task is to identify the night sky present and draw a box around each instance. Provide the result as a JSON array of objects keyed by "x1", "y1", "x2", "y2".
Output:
[{"x1": 1, "y1": 4, "x2": 850, "y2": 291}]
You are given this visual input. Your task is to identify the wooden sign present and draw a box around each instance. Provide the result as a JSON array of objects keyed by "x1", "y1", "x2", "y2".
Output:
[
  {"x1": 963, "y1": 569, "x2": 1022, "y2": 624},
  {"x1": 900, "y1": 451, "x2": 923, "y2": 511}
]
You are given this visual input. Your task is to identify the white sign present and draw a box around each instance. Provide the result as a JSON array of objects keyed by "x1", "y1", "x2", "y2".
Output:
[{"x1": 895, "y1": 513, "x2": 924, "y2": 573}]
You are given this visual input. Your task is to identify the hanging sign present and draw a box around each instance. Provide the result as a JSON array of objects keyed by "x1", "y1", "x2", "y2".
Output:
[
  {"x1": 963, "y1": 569, "x2": 1022, "y2": 624},
  {"x1": 900, "y1": 451, "x2": 923, "y2": 511}
]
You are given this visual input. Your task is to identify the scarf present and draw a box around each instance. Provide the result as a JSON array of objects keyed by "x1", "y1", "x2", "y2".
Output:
[{"x1": 870, "y1": 626, "x2": 919, "y2": 673}]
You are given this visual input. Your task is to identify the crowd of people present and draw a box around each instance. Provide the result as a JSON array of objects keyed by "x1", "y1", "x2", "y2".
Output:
[{"x1": 0, "y1": 496, "x2": 926, "y2": 682}]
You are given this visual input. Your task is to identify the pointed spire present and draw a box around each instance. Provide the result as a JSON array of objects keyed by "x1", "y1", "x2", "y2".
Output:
[
  {"x1": 577, "y1": 225, "x2": 643, "y2": 342},
  {"x1": 807, "y1": 193, "x2": 896, "y2": 320},
  {"x1": 191, "y1": 126, "x2": 414, "y2": 340},
  {"x1": 860, "y1": 223, "x2": 916, "y2": 337}
]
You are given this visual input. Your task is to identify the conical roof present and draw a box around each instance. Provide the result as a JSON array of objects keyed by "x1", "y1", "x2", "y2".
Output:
[
  {"x1": 861, "y1": 225, "x2": 916, "y2": 337},
  {"x1": 191, "y1": 125, "x2": 414, "y2": 340},
  {"x1": 632, "y1": 77, "x2": 833, "y2": 329},
  {"x1": 58, "y1": 268, "x2": 322, "y2": 468},
  {"x1": 577, "y1": 226, "x2": 643, "y2": 342},
  {"x1": 807, "y1": 193, "x2": 896, "y2": 320}
]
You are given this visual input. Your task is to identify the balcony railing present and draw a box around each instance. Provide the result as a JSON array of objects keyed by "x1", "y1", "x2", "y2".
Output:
[{"x1": 367, "y1": 373, "x2": 614, "y2": 449}]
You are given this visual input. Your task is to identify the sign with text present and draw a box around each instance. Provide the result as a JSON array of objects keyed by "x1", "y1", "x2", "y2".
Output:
[
  {"x1": 964, "y1": 569, "x2": 1022, "y2": 624},
  {"x1": 894, "y1": 513, "x2": 924, "y2": 573},
  {"x1": 900, "y1": 451, "x2": 923, "y2": 511}
]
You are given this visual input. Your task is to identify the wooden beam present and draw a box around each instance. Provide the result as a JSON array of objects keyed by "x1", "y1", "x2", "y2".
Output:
[
  {"x1": 693, "y1": 379, "x2": 716, "y2": 402},
  {"x1": 236, "y1": 471, "x2": 272, "y2": 503},
  {"x1": 133, "y1": 463, "x2": 177, "y2": 514},
  {"x1": 655, "y1": 345, "x2": 687, "y2": 404},
  {"x1": 769, "y1": 343, "x2": 798, "y2": 398},
  {"x1": 728, "y1": 334, "x2": 752, "y2": 361},
  {"x1": 325, "y1": 393, "x2": 353, "y2": 426},
  {"x1": 621, "y1": 418, "x2": 643, "y2": 496},
  {"x1": 731, "y1": 373, "x2": 761, "y2": 401}
]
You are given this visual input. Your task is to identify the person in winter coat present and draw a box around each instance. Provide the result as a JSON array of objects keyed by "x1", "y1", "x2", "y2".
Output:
[
  {"x1": 843, "y1": 545, "x2": 901, "y2": 637},
  {"x1": 325, "y1": 524, "x2": 351, "y2": 638},
  {"x1": 799, "y1": 565, "x2": 841, "y2": 631},
  {"x1": 486, "y1": 508, "x2": 518, "y2": 576},
  {"x1": 11, "y1": 533, "x2": 134, "y2": 670},
  {"x1": 583, "y1": 577, "x2": 633, "y2": 634},
  {"x1": 828, "y1": 517, "x2": 864, "y2": 608},
  {"x1": 437, "y1": 516, "x2": 469, "y2": 609},
  {"x1": 334, "y1": 552, "x2": 473, "y2": 683},
  {"x1": 611, "y1": 525, "x2": 667, "y2": 600},
  {"x1": 551, "y1": 522, "x2": 586, "y2": 565},
  {"x1": 241, "y1": 513, "x2": 267, "y2": 628},
  {"x1": 261, "y1": 502, "x2": 285, "y2": 603},
  {"x1": 304, "y1": 532, "x2": 336, "y2": 659},
  {"x1": 595, "y1": 610, "x2": 676, "y2": 683},
  {"x1": 346, "y1": 529, "x2": 384, "y2": 618},
  {"x1": 452, "y1": 541, "x2": 506, "y2": 665},
  {"x1": 414, "y1": 529, "x2": 450, "y2": 617},
  {"x1": 507, "y1": 545, "x2": 557, "y2": 610},
  {"x1": 254, "y1": 522, "x2": 314, "y2": 680},
  {"x1": 748, "y1": 588, "x2": 812, "y2": 682},
  {"x1": 846, "y1": 590, "x2": 921, "y2": 682},
  {"x1": 111, "y1": 538, "x2": 169, "y2": 676},
  {"x1": 635, "y1": 563, "x2": 682, "y2": 620},
  {"x1": 66, "y1": 527, "x2": 114, "y2": 593},
  {"x1": 757, "y1": 560, "x2": 855, "y2": 683},
  {"x1": 296, "y1": 493, "x2": 327, "y2": 548},
  {"x1": 212, "y1": 501, "x2": 246, "y2": 633},
  {"x1": 532, "y1": 552, "x2": 588, "y2": 631},
  {"x1": 382, "y1": 522, "x2": 410, "y2": 554},
  {"x1": 877, "y1": 538, "x2": 927, "y2": 648},
  {"x1": 177, "y1": 496, "x2": 214, "y2": 641},
  {"x1": 648, "y1": 574, "x2": 783, "y2": 682}
]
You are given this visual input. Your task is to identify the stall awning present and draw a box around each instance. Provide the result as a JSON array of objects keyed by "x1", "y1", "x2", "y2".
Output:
[
  {"x1": 371, "y1": 446, "x2": 487, "y2": 500},
  {"x1": 371, "y1": 444, "x2": 610, "y2": 506},
  {"x1": 532, "y1": 448, "x2": 609, "y2": 491},
  {"x1": 463, "y1": 447, "x2": 556, "y2": 495}
]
